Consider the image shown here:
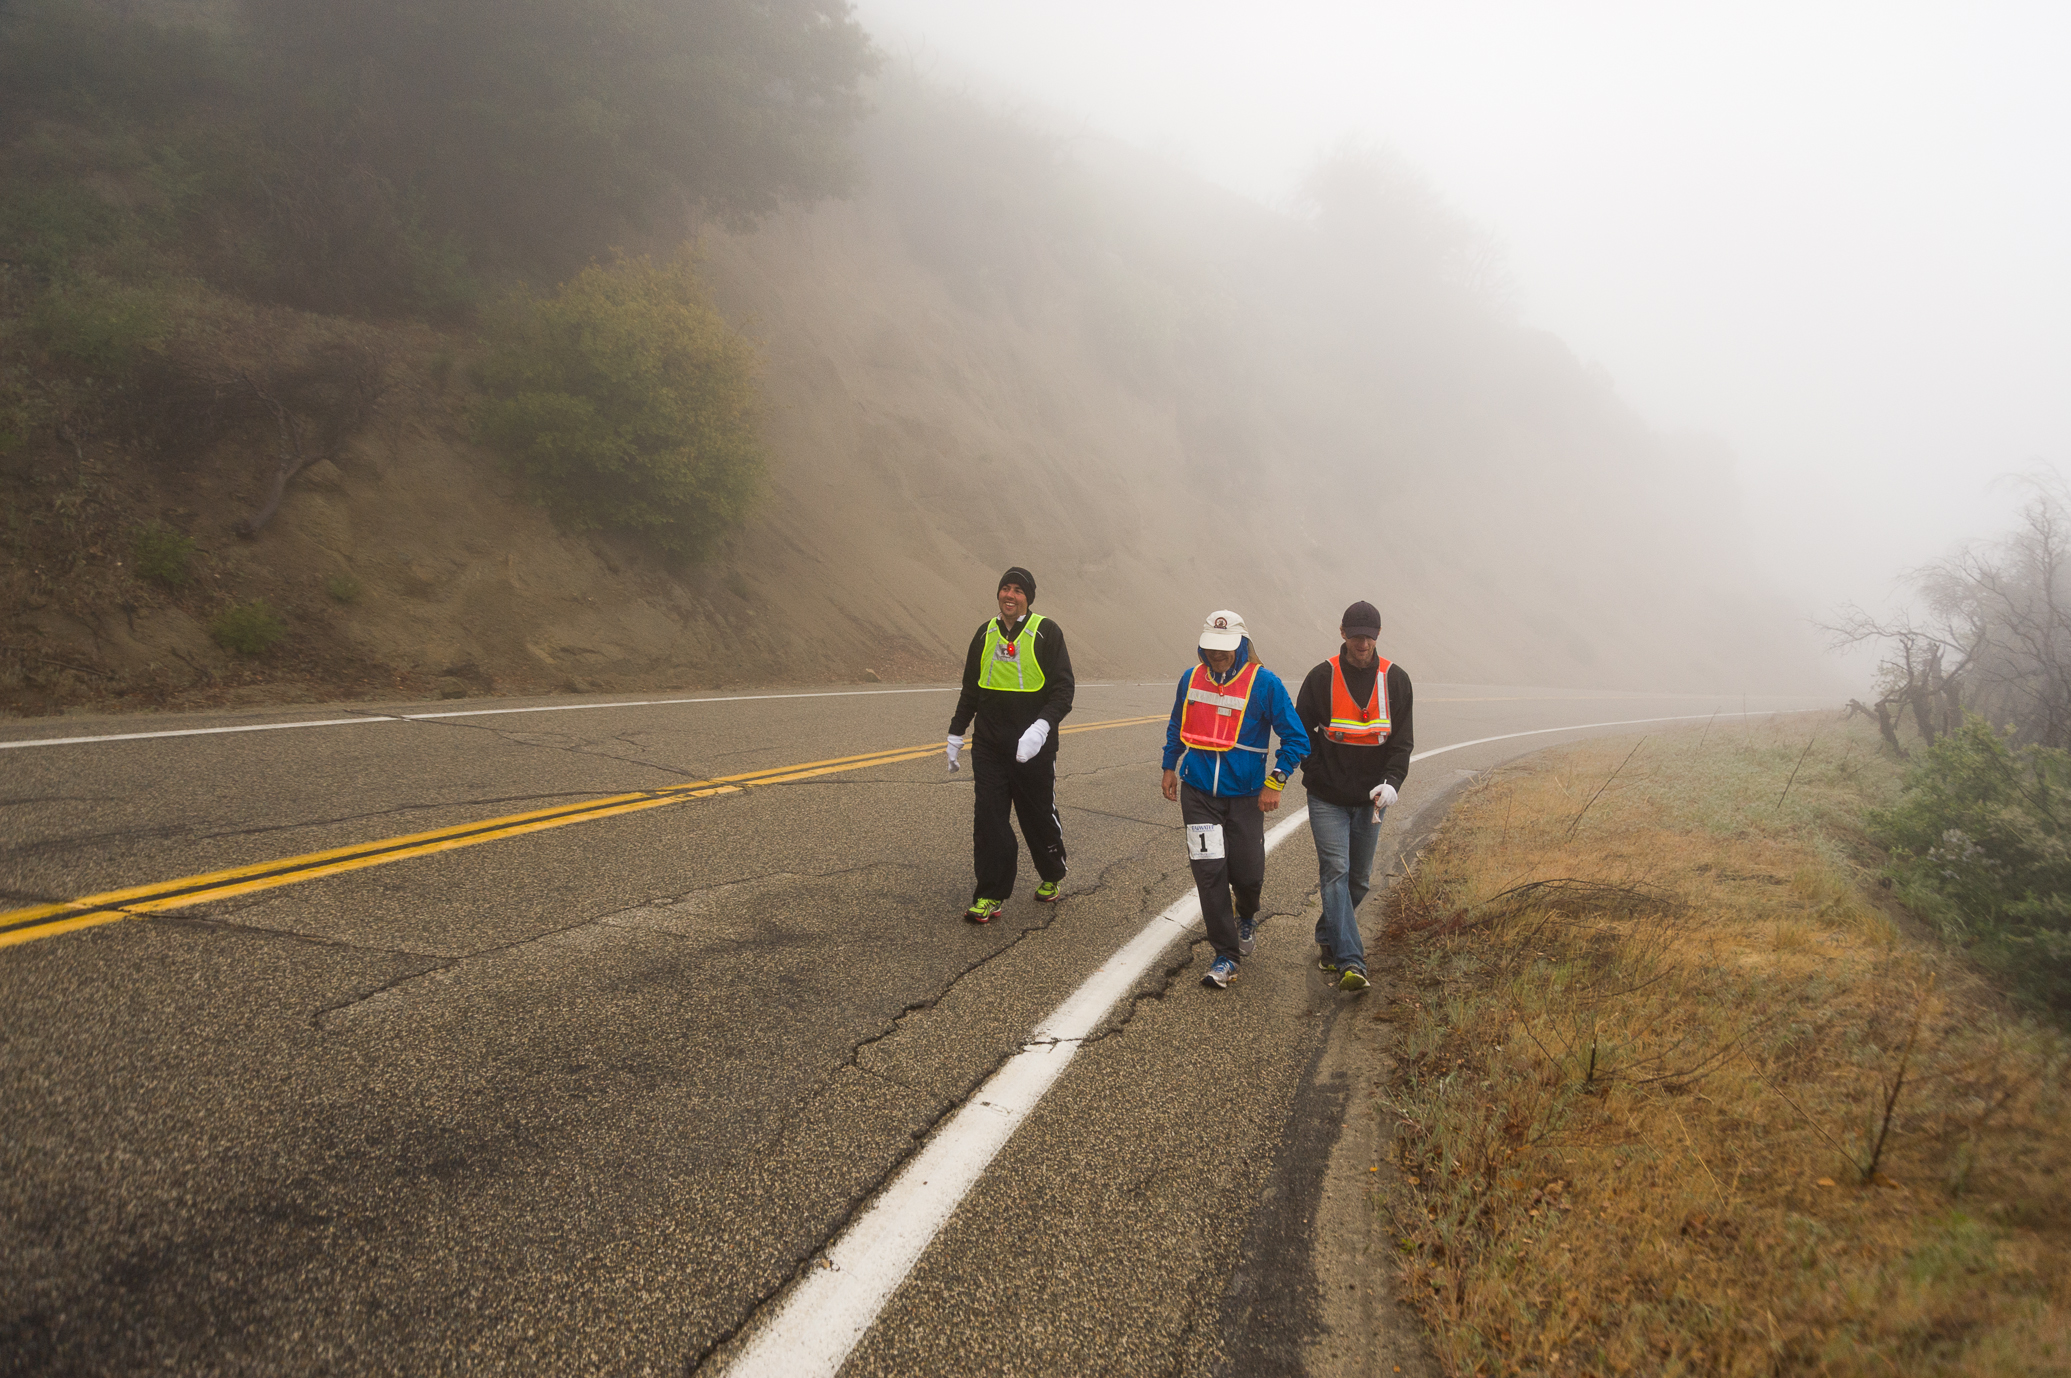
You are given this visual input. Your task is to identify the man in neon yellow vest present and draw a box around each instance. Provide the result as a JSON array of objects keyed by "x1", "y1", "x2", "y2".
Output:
[{"x1": 946, "y1": 567, "x2": 1076, "y2": 923}]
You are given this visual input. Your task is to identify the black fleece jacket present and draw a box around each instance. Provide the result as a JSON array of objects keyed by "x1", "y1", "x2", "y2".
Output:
[
  {"x1": 1293, "y1": 648, "x2": 1414, "y2": 805},
  {"x1": 948, "y1": 614, "x2": 1075, "y2": 750}
]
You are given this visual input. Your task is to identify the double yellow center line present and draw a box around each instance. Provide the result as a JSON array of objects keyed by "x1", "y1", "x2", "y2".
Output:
[{"x1": 0, "y1": 714, "x2": 1167, "y2": 950}]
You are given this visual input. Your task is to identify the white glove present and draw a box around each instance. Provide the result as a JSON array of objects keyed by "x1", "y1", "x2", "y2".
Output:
[
  {"x1": 1015, "y1": 719, "x2": 1051, "y2": 763},
  {"x1": 1370, "y1": 781, "x2": 1397, "y2": 821},
  {"x1": 947, "y1": 735, "x2": 963, "y2": 772}
]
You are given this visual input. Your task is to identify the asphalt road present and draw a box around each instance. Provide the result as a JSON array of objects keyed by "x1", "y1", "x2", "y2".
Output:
[{"x1": 0, "y1": 680, "x2": 1827, "y2": 1376}]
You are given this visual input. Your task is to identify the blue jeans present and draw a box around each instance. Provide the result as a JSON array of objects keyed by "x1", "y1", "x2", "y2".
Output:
[{"x1": 1310, "y1": 798, "x2": 1384, "y2": 972}]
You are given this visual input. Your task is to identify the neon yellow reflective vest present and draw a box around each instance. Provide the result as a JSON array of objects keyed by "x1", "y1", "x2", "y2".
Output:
[{"x1": 978, "y1": 614, "x2": 1047, "y2": 693}]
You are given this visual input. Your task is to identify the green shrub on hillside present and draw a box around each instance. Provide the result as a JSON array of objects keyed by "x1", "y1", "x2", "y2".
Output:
[
  {"x1": 131, "y1": 523, "x2": 196, "y2": 586},
  {"x1": 471, "y1": 255, "x2": 763, "y2": 559},
  {"x1": 0, "y1": 6, "x2": 256, "y2": 279},
  {"x1": 1869, "y1": 716, "x2": 2071, "y2": 1012},
  {"x1": 210, "y1": 600, "x2": 285, "y2": 655},
  {"x1": 0, "y1": 183, "x2": 131, "y2": 276},
  {"x1": 29, "y1": 273, "x2": 172, "y2": 378}
]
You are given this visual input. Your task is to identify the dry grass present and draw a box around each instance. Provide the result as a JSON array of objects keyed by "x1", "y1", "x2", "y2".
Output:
[{"x1": 1377, "y1": 714, "x2": 2071, "y2": 1376}]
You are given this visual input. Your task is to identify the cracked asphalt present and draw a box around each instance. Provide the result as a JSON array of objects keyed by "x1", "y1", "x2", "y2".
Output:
[{"x1": 0, "y1": 680, "x2": 1826, "y2": 1376}]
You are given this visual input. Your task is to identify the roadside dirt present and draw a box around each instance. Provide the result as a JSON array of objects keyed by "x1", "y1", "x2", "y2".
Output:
[
  {"x1": 1305, "y1": 998, "x2": 1445, "y2": 1378},
  {"x1": 1296, "y1": 778, "x2": 1473, "y2": 1378},
  {"x1": 1215, "y1": 778, "x2": 1474, "y2": 1378}
]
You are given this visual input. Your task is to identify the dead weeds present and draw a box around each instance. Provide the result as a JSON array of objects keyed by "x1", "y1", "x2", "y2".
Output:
[{"x1": 1377, "y1": 715, "x2": 2071, "y2": 1376}]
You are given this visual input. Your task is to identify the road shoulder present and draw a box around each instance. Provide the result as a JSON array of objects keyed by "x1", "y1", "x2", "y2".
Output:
[{"x1": 1217, "y1": 778, "x2": 1474, "y2": 1377}]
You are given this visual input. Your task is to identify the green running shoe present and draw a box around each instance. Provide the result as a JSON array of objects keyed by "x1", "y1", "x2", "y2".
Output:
[
  {"x1": 1338, "y1": 966, "x2": 1370, "y2": 993},
  {"x1": 1033, "y1": 879, "x2": 1063, "y2": 903},
  {"x1": 1318, "y1": 950, "x2": 1339, "y2": 975},
  {"x1": 964, "y1": 897, "x2": 1003, "y2": 924}
]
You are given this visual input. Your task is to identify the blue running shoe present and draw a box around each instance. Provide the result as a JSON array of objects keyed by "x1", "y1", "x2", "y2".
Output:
[
  {"x1": 1202, "y1": 956, "x2": 1238, "y2": 989},
  {"x1": 1238, "y1": 917, "x2": 1257, "y2": 957}
]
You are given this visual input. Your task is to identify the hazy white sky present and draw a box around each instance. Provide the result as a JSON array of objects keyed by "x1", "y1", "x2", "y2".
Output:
[{"x1": 855, "y1": 0, "x2": 2071, "y2": 621}]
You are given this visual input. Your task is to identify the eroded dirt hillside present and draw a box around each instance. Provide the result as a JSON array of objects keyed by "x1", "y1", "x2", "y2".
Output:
[{"x1": 0, "y1": 84, "x2": 1835, "y2": 715}]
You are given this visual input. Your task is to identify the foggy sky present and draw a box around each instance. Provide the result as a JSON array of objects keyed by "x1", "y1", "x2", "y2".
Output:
[{"x1": 855, "y1": 0, "x2": 2071, "y2": 629}]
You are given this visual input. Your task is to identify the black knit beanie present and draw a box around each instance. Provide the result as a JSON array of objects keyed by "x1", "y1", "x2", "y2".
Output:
[{"x1": 998, "y1": 566, "x2": 1037, "y2": 604}]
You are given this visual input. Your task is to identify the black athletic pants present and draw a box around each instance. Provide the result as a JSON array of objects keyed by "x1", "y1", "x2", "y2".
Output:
[
  {"x1": 1181, "y1": 783, "x2": 1265, "y2": 963},
  {"x1": 971, "y1": 736, "x2": 1067, "y2": 902}
]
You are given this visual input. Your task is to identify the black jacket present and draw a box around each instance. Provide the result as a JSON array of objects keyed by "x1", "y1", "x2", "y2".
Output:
[
  {"x1": 949, "y1": 614, "x2": 1075, "y2": 750},
  {"x1": 1293, "y1": 649, "x2": 1414, "y2": 806}
]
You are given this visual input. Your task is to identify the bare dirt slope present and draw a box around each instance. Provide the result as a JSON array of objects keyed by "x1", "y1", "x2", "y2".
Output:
[{"x1": 1, "y1": 84, "x2": 1834, "y2": 715}]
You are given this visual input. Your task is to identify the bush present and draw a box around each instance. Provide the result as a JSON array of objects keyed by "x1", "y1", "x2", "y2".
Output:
[
  {"x1": 0, "y1": 183, "x2": 130, "y2": 276},
  {"x1": 131, "y1": 522, "x2": 196, "y2": 586},
  {"x1": 30, "y1": 273, "x2": 171, "y2": 378},
  {"x1": 324, "y1": 573, "x2": 363, "y2": 604},
  {"x1": 210, "y1": 600, "x2": 285, "y2": 655},
  {"x1": 1869, "y1": 715, "x2": 2071, "y2": 1012},
  {"x1": 471, "y1": 254, "x2": 763, "y2": 558}
]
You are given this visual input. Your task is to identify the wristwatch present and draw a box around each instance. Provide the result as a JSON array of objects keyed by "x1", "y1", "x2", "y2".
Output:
[{"x1": 1265, "y1": 769, "x2": 1289, "y2": 791}]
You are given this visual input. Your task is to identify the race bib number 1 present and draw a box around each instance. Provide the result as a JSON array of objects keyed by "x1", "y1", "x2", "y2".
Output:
[{"x1": 1186, "y1": 823, "x2": 1226, "y2": 861}]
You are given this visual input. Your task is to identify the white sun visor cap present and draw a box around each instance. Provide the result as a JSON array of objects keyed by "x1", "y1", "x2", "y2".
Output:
[{"x1": 1198, "y1": 609, "x2": 1248, "y2": 651}]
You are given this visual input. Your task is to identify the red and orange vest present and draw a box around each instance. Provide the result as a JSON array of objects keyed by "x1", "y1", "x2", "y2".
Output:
[
  {"x1": 1323, "y1": 653, "x2": 1392, "y2": 746},
  {"x1": 1178, "y1": 660, "x2": 1264, "y2": 752}
]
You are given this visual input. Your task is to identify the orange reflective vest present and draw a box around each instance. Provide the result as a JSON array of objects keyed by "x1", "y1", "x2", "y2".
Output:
[
  {"x1": 1323, "y1": 654, "x2": 1393, "y2": 746},
  {"x1": 1179, "y1": 660, "x2": 1264, "y2": 752}
]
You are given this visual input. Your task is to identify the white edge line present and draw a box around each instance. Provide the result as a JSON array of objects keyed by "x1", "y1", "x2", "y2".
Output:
[
  {"x1": 0, "y1": 716, "x2": 391, "y2": 749},
  {"x1": 0, "y1": 686, "x2": 961, "y2": 751},
  {"x1": 718, "y1": 706, "x2": 1823, "y2": 1377}
]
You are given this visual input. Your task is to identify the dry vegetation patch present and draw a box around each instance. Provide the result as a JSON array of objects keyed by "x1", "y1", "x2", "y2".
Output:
[{"x1": 1379, "y1": 716, "x2": 2071, "y2": 1375}]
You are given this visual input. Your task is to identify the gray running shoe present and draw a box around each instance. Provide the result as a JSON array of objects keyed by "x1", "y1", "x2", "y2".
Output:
[{"x1": 1238, "y1": 917, "x2": 1257, "y2": 957}]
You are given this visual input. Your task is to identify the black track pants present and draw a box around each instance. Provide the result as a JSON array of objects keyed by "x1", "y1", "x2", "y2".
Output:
[
  {"x1": 971, "y1": 737, "x2": 1067, "y2": 902},
  {"x1": 1181, "y1": 783, "x2": 1265, "y2": 963}
]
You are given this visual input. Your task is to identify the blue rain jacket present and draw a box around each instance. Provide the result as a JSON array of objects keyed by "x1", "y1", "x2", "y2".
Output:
[{"x1": 1160, "y1": 638, "x2": 1309, "y2": 797}]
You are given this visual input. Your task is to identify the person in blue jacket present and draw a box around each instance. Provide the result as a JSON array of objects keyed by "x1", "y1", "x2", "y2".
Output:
[{"x1": 1160, "y1": 609, "x2": 1310, "y2": 989}]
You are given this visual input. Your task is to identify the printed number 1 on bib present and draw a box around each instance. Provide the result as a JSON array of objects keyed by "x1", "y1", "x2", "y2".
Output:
[{"x1": 1187, "y1": 823, "x2": 1226, "y2": 861}]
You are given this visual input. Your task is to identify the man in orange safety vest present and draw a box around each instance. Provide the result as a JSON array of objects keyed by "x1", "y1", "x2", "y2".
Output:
[
  {"x1": 1292, "y1": 600, "x2": 1414, "y2": 992},
  {"x1": 1160, "y1": 609, "x2": 1309, "y2": 990}
]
